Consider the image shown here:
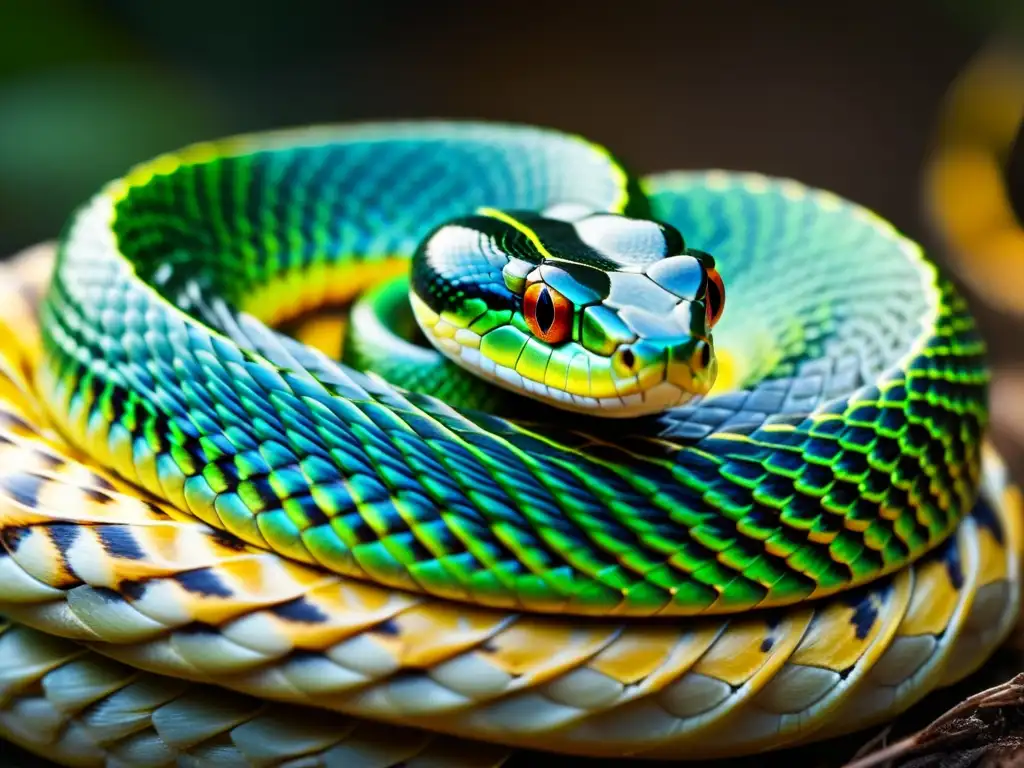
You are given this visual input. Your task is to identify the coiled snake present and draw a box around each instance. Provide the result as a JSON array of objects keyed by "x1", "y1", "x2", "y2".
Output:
[{"x1": 0, "y1": 122, "x2": 1020, "y2": 766}]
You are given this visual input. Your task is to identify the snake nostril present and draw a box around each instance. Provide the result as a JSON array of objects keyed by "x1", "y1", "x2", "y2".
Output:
[
  {"x1": 691, "y1": 340, "x2": 711, "y2": 372},
  {"x1": 620, "y1": 347, "x2": 636, "y2": 370}
]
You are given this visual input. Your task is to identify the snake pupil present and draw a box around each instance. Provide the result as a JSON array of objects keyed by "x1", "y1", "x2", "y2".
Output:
[{"x1": 536, "y1": 287, "x2": 555, "y2": 333}]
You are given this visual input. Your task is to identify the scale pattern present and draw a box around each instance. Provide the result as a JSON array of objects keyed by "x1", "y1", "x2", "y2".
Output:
[
  {"x1": 38, "y1": 124, "x2": 988, "y2": 620},
  {"x1": 0, "y1": 247, "x2": 1018, "y2": 764},
  {"x1": 0, "y1": 621, "x2": 509, "y2": 768}
]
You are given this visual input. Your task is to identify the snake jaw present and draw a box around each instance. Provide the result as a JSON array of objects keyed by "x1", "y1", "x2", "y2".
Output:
[{"x1": 410, "y1": 288, "x2": 708, "y2": 417}]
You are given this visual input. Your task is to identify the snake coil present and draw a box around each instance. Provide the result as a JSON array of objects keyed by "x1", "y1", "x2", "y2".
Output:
[{"x1": 0, "y1": 122, "x2": 1015, "y2": 765}]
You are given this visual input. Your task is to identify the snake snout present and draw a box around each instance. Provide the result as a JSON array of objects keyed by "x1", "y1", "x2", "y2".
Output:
[{"x1": 667, "y1": 338, "x2": 717, "y2": 396}]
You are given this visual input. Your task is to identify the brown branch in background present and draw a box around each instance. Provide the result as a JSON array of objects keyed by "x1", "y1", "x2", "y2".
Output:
[{"x1": 844, "y1": 675, "x2": 1024, "y2": 768}]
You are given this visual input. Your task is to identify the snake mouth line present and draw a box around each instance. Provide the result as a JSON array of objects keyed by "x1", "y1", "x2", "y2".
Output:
[{"x1": 453, "y1": 340, "x2": 688, "y2": 414}]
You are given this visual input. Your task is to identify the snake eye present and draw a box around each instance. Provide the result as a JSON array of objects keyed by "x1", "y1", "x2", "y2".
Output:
[
  {"x1": 704, "y1": 267, "x2": 725, "y2": 328},
  {"x1": 524, "y1": 283, "x2": 573, "y2": 343}
]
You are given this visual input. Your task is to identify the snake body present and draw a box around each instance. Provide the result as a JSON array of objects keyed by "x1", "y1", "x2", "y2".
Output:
[{"x1": 0, "y1": 122, "x2": 1016, "y2": 764}]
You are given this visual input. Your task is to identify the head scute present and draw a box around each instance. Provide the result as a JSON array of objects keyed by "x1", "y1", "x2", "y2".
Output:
[
  {"x1": 572, "y1": 213, "x2": 685, "y2": 267},
  {"x1": 537, "y1": 261, "x2": 610, "y2": 306},
  {"x1": 502, "y1": 258, "x2": 533, "y2": 294}
]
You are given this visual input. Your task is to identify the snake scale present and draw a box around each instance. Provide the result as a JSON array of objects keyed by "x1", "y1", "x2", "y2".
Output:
[{"x1": 0, "y1": 122, "x2": 1019, "y2": 766}]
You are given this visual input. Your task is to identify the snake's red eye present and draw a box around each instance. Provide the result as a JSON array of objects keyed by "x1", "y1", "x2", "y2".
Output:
[
  {"x1": 524, "y1": 282, "x2": 573, "y2": 343},
  {"x1": 704, "y1": 267, "x2": 725, "y2": 328}
]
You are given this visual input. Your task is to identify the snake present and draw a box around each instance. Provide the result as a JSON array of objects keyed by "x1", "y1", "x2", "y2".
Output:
[{"x1": 0, "y1": 121, "x2": 1019, "y2": 767}]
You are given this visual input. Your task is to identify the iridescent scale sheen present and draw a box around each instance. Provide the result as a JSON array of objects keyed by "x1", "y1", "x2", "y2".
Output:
[{"x1": 38, "y1": 123, "x2": 988, "y2": 622}]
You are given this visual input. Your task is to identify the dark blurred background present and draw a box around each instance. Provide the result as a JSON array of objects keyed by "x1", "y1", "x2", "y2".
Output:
[
  {"x1": 1, "y1": 1, "x2": 1023, "y2": 766},
  {"x1": 0, "y1": 0, "x2": 1012, "y2": 256}
]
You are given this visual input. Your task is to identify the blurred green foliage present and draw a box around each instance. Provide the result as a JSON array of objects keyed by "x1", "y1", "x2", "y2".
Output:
[
  {"x1": 0, "y1": 0, "x2": 458, "y2": 253},
  {"x1": 0, "y1": 0, "x2": 239, "y2": 252},
  {"x1": 938, "y1": 0, "x2": 1024, "y2": 36}
]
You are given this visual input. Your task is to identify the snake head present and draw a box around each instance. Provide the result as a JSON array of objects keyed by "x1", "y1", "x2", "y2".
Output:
[{"x1": 410, "y1": 203, "x2": 724, "y2": 417}]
